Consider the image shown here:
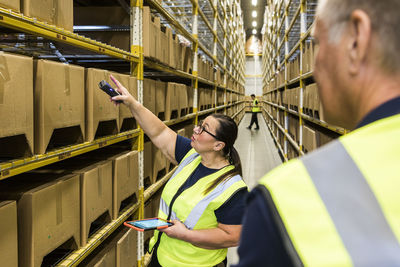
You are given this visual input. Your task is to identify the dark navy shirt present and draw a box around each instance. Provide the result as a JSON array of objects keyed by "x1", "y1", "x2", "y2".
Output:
[
  {"x1": 233, "y1": 96, "x2": 400, "y2": 267},
  {"x1": 175, "y1": 135, "x2": 248, "y2": 225}
]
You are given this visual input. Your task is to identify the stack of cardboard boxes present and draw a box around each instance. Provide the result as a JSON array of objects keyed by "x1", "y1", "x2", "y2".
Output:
[{"x1": 0, "y1": 147, "x2": 140, "y2": 266}]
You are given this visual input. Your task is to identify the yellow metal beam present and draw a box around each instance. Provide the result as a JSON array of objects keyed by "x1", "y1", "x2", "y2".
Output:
[
  {"x1": 0, "y1": 129, "x2": 140, "y2": 181},
  {"x1": 0, "y1": 8, "x2": 138, "y2": 63}
]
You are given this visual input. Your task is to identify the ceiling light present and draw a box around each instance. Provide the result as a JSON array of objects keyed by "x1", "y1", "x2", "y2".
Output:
[
  {"x1": 252, "y1": 21, "x2": 257, "y2": 27},
  {"x1": 252, "y1": 29, "x2": 257, "y2": 35},
  {"x1": 252, "y1": 11, "x2": 257, "y2": 18},
  {"x1": 252, "y1": 0, "x2": 257, "y2": 6}
]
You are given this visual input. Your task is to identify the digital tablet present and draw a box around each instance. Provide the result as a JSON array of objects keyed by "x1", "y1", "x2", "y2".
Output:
[{"x1": 124, "y1": 217, "x2": 173, "y2": 231}]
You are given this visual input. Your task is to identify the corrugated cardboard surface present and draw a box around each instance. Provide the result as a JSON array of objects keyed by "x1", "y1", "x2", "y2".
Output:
[
  {"x1": 144, "y1": 141, "x2": 153, "y2": 185},
  {"x1": 86, "y1": 240, "x2": 116, "y2": 267},
  {"x1": 85, "y1": 68, "x2": 119, "y2": 142},
  {"x1": 22, "y1": 0, "x2": 73, "y2": 31},
  {"x1": 143, "y1": 78, "x2": 156, "y2": 114},
  {"x1": 0, "y1": 0, "x2": 19, "y2": 11},
  {"x1": 119, "y1": 76, "x2": 137, "y2": 131},
  {"x1": 0, "y1": 52, "x2": 33, "y2": 155},
  {"x1": 74, "y1": 6, "x2": 129, "y2": 51},
  {"x1": 155, "y1": 80, "x2": 166, "y2": 119},
  {"x1": 0, "y1": 201, "x2": 18, "y2": 267},
  {"x1": 152, "y1": 145, "x2": 167, "y2": 183},
  {"x1": 143, "y1": 6, "x2": 160, "y2": 59},
  {"x1": 0, "y1": 172, "x2": 80, "y2": 267},
  {"x1": 108, "y1": 72, "x2": 131, "y2": 131},
  {"x1": 177, "y1": 84, "x2": 188, "y2": 116},
  {"x1": 166, "y1": 83, "x2": 179, "y2": 120},
  {"x1": 159, "y1": 26, "x2": 170, "y2": 65},
  {"x1": 116, "y1": 229, "x2": 137, "y2": 267},
  {"x1": 112, "y1": 151, "x2": 139, "y2": 219},
  {"x1": 34, "y1": 60, "x2": 85, "y2": 154},
  {"x1": 77, "y1": 161, "x2": 113, "y2": 246}
]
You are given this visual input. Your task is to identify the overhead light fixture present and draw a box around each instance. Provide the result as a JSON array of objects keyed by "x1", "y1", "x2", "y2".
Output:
[
  {"x1": 252, "y1": 11, "x2": 257, "y2": 18},
  {"x1": 252, "y1": 29, "x2": 257, "y2": 35},
  {"x1": 252, "y1": 21, "x2": 257, "y2": 27},
  {"x1": 252, "y1": 0, "x2": 257, "y2": 6}
]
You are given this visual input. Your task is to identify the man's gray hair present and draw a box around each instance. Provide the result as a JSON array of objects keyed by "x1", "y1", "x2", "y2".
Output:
[{"x1": 317, "y1": 0, "x2": 400, "y2": 73}]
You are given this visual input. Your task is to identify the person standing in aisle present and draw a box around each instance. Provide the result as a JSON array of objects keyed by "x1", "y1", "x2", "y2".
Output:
[
  {"x1": 247, "y1": 94, "x2": 260, "y2": 130},
  {"x1": 109, "y1": 76, "x2": 248, "y2": 267},
  {"x1": 234, "y1": 0, "x2": 400, "y2": 266}
]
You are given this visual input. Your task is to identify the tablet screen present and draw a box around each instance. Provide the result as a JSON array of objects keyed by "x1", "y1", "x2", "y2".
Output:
[{"x1": 130, "y1": 219, "x2": 171, "y2": 229}]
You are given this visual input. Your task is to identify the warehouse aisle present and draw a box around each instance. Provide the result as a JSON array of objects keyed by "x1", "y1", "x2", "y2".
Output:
[{"x1": 227, "y1": 112, "x2": 282, "y2": 266}]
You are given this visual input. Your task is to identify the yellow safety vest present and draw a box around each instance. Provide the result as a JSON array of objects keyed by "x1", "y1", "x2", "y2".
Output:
[
  {"x1": 259, "y1": 113, "x2": 400, "y2": 266},
  {"x1": 149, "y1": 149, "x2": 247, "y2": 267},
  {"x1": 252, "y1": 98, "x2": 261, "y2": 113}
]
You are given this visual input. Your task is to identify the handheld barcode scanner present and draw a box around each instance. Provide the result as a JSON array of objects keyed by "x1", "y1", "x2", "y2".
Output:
[{"x1": 98, "y1": 80, "x2": 122, "y2": 103}]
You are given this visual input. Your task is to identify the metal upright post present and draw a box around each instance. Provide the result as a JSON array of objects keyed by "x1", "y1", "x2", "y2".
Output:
[
  {"x1": 192, "y1": 0, "x2": 199, "y2": 125},
  {"x1": 299, "y1": 0, "x2": 306, "y2": 152},
  {"x1": 213, "y1": 0, "x2": 218, "y2": 110},
  {"x1": 283, "y1": 0, "x2": 289, "y2": 159},
  {"x1": 130, "y1": 0, "x2": 144, "y2": 266}
]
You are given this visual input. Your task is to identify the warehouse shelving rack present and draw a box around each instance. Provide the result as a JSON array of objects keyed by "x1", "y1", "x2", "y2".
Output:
[
  {"x1": 261, "y1": 0, "x2": 347, "y2": 161},
  {"x1": 0, "y1": 0, "x2": 246, "y2": 266}
]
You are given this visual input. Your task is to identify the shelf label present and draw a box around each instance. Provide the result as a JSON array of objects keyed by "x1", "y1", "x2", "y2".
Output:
[
  {"x1": 58, "y1": 151, "x2": 72, "y2": 160},
  {"x1": 98, "y1": 141, "x2": 107, "y2": 148}
]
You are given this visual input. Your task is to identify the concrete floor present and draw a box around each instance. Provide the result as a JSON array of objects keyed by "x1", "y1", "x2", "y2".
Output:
[{"x1": 227, "y1": 113, "x2": 282, "y2": 266}]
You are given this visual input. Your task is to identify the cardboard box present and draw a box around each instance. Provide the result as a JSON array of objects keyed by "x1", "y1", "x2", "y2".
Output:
[
  {"x1": 116, "y1": 228, "x2": 137, "y2": 267},
  {"x1": 177, "y1": 84, "x2": 188, "y2": 116},
  {"x1": 86, "y1": 68, "x2": 119, "y2": 142},
  {"x1": 108, "y1": 72, "x2": 131, "y2": 132},
  {"x1": 34, "y1": 60, "x2": 85, "y2": 154},
  {"x1": 0, "y1": 52, "x2": 33, "y2": 158},
  {"x1": 0, "y1": 172, "x2": 80, "y2": 267},
  {"x1": 166, "y1": 83, "x2": 179, "y2": 120},
  {"x1": 152, "y1": 145, "x2": 167, "y2": 183},
  {"x1": 143, "y1": 78, "x2": 156, "y2": 114},
  {"x1": 183, "y1": 46, "x2": 193, "y2": 73},
  {"x1": 0, "y1": 0, "x2": 19, "y2": 12},
  {"x1": 0, "y1": 201, "x2": 18, "y2": 267},
  {"x1": 112, "y1": 151, "x2": 139, "y2": 219},
  {"x1": 144, "y1": 141, "x2": 153, "y2": 186},
  {"x1": 120, "y1": 76, "x2": 137, "y2": 132},
  {"x1": 74, "y1": 6, "x2": 130, "y2": 51},
  {"x1": 303, "y1": 125, "x2": 317, "y2": 152},
  {"x1": 187, "y1": 86, "x2": 194, "y2": 113},
  {"x1": 159, "y1": 26, "x2": 170, "y2": 65},
  {"x1": 22, "y1": 0, "x2": 73, "y2": 31},
  {"x1": 155, "y1": 80, "x2": 166, "y2": 120},
  {"x1": 183, "y1": 124, "x2": 194, "y2": 139},
  {"x1": 143, "y1": 6, "x2": 160, "y2": 59},
  {"x1": 176, "y1": 128, "x2": 185, "y2": 136},
  {"x1": 85, "y1": 240, "x2": 116, "y2": 267},
  {"x1": 175, "y1": 42, "x2": 184, "y2": 71},
  {"x1": 77, "y1": 161, "x2": 113, "y2": 246},
  {"x1": 168, "y1": 31, "x2": 178, "y2": 68}
]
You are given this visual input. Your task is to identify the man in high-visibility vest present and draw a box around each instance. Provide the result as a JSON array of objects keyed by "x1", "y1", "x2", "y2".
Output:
[
  {"x1": 234, "y1": 0, "x2": 400, "y2": 266},
  {"x1": 247, "y1": 94, "x2": 260, "y2": 130}
]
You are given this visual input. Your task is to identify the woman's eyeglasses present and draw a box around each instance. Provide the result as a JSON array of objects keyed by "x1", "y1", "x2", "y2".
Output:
[{"x1": 194, "y1": 120, "x2": 219, "y2": 140}]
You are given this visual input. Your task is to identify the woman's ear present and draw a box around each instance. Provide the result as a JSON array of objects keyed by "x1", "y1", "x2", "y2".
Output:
[{"x1": 214, "y1": 141, "x2": 226, "y2": 152}]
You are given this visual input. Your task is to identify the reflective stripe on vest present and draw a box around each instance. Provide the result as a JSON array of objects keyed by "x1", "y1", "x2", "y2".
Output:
[
  {"x1": 259, "y1": 114, "x2": 400, "y2": 266},
  {"x1": 252, "y1": 98, "x2": 261, "y2": 113},
  {"x1": 150, "y1": 148, "x2": 247, "y2": 266},
  {"x1": 159, "y1": 174, "x2": 243, "y2": 229}
]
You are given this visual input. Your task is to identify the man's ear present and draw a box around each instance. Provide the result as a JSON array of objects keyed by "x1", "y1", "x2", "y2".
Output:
[
  {"x1": 214, "y1": 141, "x2": 226, "y2": 152},
  {"x1": 348, "y1": 9, "x2": 371, "y2": 75}
]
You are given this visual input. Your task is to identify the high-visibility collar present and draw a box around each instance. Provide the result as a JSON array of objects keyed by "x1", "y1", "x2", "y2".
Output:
[{"x1": 259, "y1": 113, "x2": 400, "y2": 266}]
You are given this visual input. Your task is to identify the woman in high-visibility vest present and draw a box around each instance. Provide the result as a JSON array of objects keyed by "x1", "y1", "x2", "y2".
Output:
[{"x1": 109, "y1": 76, "x2": 248, "y2": 267}]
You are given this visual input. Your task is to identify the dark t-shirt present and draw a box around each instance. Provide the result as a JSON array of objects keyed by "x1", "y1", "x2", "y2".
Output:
[{"x1": 174, "y1": 135, "x2": 248, "y2": 225}]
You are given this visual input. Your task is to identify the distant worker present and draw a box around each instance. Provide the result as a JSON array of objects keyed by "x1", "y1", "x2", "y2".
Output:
[
  {"x1": 247, "y1": 94, "x2": 260, "y2": 130},
  {"x1": 109, "y1": 76, "x2": 248, "y2": 267},
  {"x1": 235, "y1": 0, "x2": 400, "y2": 266}
]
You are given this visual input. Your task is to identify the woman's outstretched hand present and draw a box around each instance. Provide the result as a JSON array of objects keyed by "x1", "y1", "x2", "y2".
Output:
[{"x1": 110, "y1": 74, "x2": 135, "y2": 107}]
